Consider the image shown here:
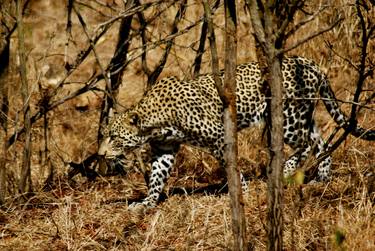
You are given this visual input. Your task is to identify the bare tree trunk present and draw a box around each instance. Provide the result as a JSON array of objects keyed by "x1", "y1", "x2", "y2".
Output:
[
  {"x1": 223, "y1": 1, "x2": 247, "y2": 250},
  {"x1": 265, "y1": 55, "x2": 284, "y2": 251},
  {"x1": 17, "y1": 0, "x2": 32, "y2": 196},
  {"x1": 0, "y1": 31, "x2": 10, "y2": 204},
  {"x1": 204, "y1": 0, "x2": 247, "y2": 249},
  {"x1": 248, "y1": 1, "x2": 285, "y2": 249}
]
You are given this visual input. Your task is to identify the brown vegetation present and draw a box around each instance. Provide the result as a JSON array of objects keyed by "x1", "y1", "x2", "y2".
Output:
[{"x1": 0, "y1": 0, "x2": 374, "y2": 250}]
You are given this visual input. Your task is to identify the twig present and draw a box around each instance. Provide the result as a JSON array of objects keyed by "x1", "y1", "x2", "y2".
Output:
[
  {"x1": 136, "y1": 0, "x2": 177, "y2": 77},
  {"x1": 264, "y1": 96, "x2": 375, "y2": 111},
  {"x1": 75, "y1": 0, "x2": 114, "y2": 18},
  {"x1": 93, "y1": 0, "x2": 163, "y2": 33},
  {"x1": 282, "y1": 17, "x2": 344, "y2": 54},
  {"x1": 73, "y1": 4, "x2": 112, "y2": 102},
  {"x1": 307, "y1": 1, "x2": 375, "y2": 172},
  {"x1": 285, "y1": 4, "x2": 329, "y2": 39},
  {"x1": 136, "y1": 0, "x2": 151, "y2": 76},
  {"x1": 275, "y1": 0, "x2": 304, "y2": 42},
  {"x1": 202, "y1": 0, "x2": 223, "y2": 97},
  {"x1": 192, "y1": 19, "x2": 207, "y2": 78},
  {"x1": 325, "y1": 40, "x2": 359, "y2": 71},
  {"x1": 191, "y1": 0, "x2": 220, "y2": 78},
  {"x1": 64, "y1": 0, "x2": 74, "y2": 67},
  {"x1": 146, "y1": 0, "x2": 187, "y2": 86},
  {"x1": 112, "y1": 18, "x2": 203, "y2": 76}
]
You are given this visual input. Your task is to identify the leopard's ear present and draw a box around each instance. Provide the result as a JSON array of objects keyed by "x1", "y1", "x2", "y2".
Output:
[{"x1": 129, "y1": 112, "x2": 140, "y2": 126}]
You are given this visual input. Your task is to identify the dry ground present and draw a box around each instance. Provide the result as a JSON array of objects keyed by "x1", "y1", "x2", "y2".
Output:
[{"x1": 0, "y1": 0, "x2": 374, "y2": 250}]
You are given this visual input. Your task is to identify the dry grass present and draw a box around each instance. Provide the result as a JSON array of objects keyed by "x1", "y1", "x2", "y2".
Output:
[
  {"x1": 1, "y1": 166, "x2": 374, "y2": 250},
  {"x1": 1, "y1": 0, "x2": 375, "y2": 250}
]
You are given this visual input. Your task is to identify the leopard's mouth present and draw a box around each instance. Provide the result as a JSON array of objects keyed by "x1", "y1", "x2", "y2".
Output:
[
  {"x1": 98, "y1": 137, "x2": 124, "y2": 159},
  {"x1": 103, "y1": 153, "x2": 120, "y2": 160}
]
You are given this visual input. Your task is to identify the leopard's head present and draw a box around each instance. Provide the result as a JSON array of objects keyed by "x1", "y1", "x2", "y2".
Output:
[{"x1": 98, "y1": 110, "x2": 144, "y2": 160}]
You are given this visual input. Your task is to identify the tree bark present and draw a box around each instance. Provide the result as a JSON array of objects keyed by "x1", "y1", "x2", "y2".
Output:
[
  {"x1": 202, "y1": 0, "x2": 223, "y2": 95},
  {"x1": 0, "y1": 29, "x2": 10, "y2": 204},
  {"x1": 223, "y1": 1, "x2": 247, "y2": 250},
  {"x1": 204, "y1": 1, "x2": 247, "y2": 249},
  {"x1": 248, "y1": 1, "x2": 285, "y2": 250},
  {"x1": 17, "y1": 0, "x2": 32, "y2": 196},
  {"x1": 265, "y1": 54, "x2": 284, "y2": 251}
]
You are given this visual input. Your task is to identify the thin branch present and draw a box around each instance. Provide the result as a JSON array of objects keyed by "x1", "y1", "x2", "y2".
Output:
[
  {"x1": 192, "y1": 0, "x2": 220, "y2": 78},
  {"x1": 52, "y1": 17, "x2": 112, "y2": 97},
  {"x1": 285, "y1": 4, "x2": 329, "y2": 39},
  {"x1": 75, "y1": 0, "x2": 114, "y2": 18},
  {"x1": 136, "y1": 0, "x2": 177, "y2": 77},
  {"x1": 307, "y1": 0, "x2": 375, "y2": 173},
  {"x1": 6, "y1": 73, "x2": 100, "y2": 148},
  {"x1": 145, "y1": 0, "x2": 187, "y2": 86},
  {"x1": 275, "y1": 0, "x2": 303, "y2": 41},
  {"x1": 203, "y1": 0, "x2": 223, "y2": 98},
  {"x1": 73, "y1": 4, "x2": 111, "y2": 98},
  {"x1": 136, "y1": 1, "x2": 151, "y2": 76},
  {"x1": 246, "y1": 0, "x2": 268, "y2": 55},
  {"x1": 192, "y1": 18, "x2": 207, "y2": 78},
  {"x1": 94, "y1": 0, "x2": 164, "y2": 33},
  {"x1": 282, "y1": 17, "x2": 343, "y2": 54},
  {"x1": 113, "y1": 18, "x2": 203, "y2": 76},
  {"x1": 49, "y1": 0, "x2": 161, "y2": 99},
  {"x1": 325, "y1": 40, "x2": 359, "y2": 71},
  {"x1": 64, "y1": 0, "x2": 74, "y2": 68}
]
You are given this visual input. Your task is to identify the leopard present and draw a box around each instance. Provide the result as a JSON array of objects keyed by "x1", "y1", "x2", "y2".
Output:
[{"x1": 98, "y1": 56, "x2": 375, "y2": 208}]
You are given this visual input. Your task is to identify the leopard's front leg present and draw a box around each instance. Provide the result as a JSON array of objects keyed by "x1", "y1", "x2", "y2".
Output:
[{"x1": 129, "y1": 151, "x2": 176, "y2": 209}]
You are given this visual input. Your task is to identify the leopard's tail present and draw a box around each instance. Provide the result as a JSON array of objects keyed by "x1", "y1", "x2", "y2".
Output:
[{"x1": 319, "y1": 75, "x2": 375, "y2": 141}]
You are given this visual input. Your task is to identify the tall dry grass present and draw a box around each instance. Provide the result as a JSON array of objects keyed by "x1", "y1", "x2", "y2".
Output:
[{"x1": 0, "y1": 0, "x2": 374, "y2": 250}]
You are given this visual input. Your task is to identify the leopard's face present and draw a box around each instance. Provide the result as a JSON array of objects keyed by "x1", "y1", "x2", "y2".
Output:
[{"x1": 98, "y1": 112, "x2": 143, "y2": 159}]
